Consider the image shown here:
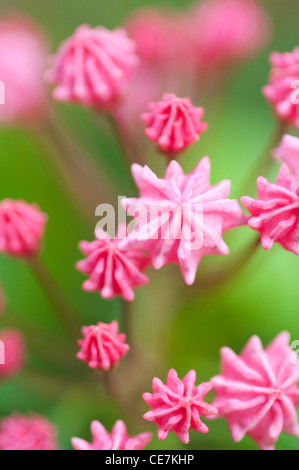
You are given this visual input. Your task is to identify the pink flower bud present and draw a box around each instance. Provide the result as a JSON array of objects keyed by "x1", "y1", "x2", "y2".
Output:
[
  {"x1": 241, "y1": 164, "x2": 299, "y2": 254},
  {"x1": 143, "y1": 369, "x2": 217, "y2": 444},
  {"x1": 47, "y1": 24, "x2": 139, "y2": 109},
  {"x1": 76, "y1": 226, "x2": 149, "y2": 301},
  {"x1": 191, "y1": 0, "x2": 270, "y2": 70},
  {"x1": 0, "y1": 328, "x2": 25, "y2": 379},
  {"x1": 0, "y1": 14, "x2": 47, "y2": 124},
  {"x1": 263, "y1": 48, "x2": 299, "y2": 128},
  {"x1": 0, "y1": 199, "x2": 47, "y2": 259},
  {"x1": 76, "y1": 321, "x2": 129, "y2": 370},
  {"x1": 72, "y1": 419, "x2": 152, "y2": 450},
  {"x1": 142, "y1": 93, "x2": 207, "y2": 155},
  {"x1": 0, "y1": 413, "x2": 58, "y2": 450}
]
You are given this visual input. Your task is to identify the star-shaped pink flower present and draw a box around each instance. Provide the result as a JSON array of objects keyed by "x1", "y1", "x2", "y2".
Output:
[
  {"x1": 123, "y1": 158, "x2": 245, "y2": 285},
  {"x1": 211, "y1": 332, "x2": 299, "y2": 450},
  {"x1": 76, "y1": 321, "x2": 129, "y2": 370},
  {"x1": 76, "y1": 226, "x2": 150, "y2": 301},
  {"x1": 143, "y1": 369, "x2": 217, "y2": 444},
  {"x1": 72, "y1": 420, "x2": 152, "y2": 450},
  {"x1": 241, "y1": 164, "x2": 299, "y2": 254}
]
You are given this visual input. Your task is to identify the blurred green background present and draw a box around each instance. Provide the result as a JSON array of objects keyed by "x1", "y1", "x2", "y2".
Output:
[{"x1": 0, "y1": 0, "x2": 299, "y2": 450}]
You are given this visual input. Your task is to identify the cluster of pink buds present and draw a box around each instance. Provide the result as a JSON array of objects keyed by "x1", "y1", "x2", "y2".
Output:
[{"x1": 1, "y1": 0, "x2": 299, "y2": 453}]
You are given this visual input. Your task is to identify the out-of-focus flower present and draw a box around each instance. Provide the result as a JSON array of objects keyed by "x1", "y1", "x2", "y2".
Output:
[
  {"x1": 72, "y1": 420, "x2": 152, "y2": 450},
  {"x1": 126, "y1": 8, "x2": 191, "y2": 66},
  {"x1": 263, "y1": 49, "x2": 299, "y2": 128},
  {"x1": 123, "y1": 158, "x2": 245, "y2": 286},
  {"x1": 241, "y1": 164, "x2": 299, "y2": 254},
  {"x1": 142, "y1": 93, "x2": 207, "y2": 156},
  {"x1": 0, "y1": 413, "x2": 58, "y2": 450},
  {"x1": 0, "y1": 199, "x2": 47, "y2": 258},
  {"x1": 120, "y1": 8, "x2": 195, "y2": 128},
  {"x1": 211, "y1": 332, "x2": 299, "y2": 450},
  {"x1": 274, "y1": 134, "x2": 299, "y2": 176},
  {"x1": 47, "y1": 24, "x2": 138, "y2": 109},
  {"x1": 76, "y1": 225, "x2": 150, "y2": 301},
  {"x1": 0, "y1": 328, "x2": 26, "y2": 379},
  {"x1": 0, "y1": 14, "x2": 47, "y2": 124},
  {"x1": 143, "y1": 368, "x2": 217, "y2": 444},
  {"x1": 190, "y1": 0, "x2": 270, "y2": 70},
  {"x1": 76, "y1": 321, "x2": 129, "y2": 370}
]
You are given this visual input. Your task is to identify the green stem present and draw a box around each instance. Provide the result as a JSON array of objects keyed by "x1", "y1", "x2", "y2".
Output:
[
  {"x1": 196, "y1": 235, "x2": 261, "y2": 292},
  {"x1": 121, "y1": 298, "x2": 134, "y2": 349},
  {"x1": 2, "y1": 307, "x2": 80, "y2": 373},
  {"x1": 239, "y1": 121, "x2": 287, "y2": 197},
  {"x1": 109, "y1": 113, "x2": 144, "y2": 170},
  {"x1": 29, "y1": 256, "x2": 81, "y2": 342},
  {"x1": 33, "y1": 116, "x2": 114, "y2": 229}
]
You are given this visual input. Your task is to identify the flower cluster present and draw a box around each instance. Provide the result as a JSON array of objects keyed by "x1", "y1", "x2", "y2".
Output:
[{"x1": 1, "y1": 0, "x2": 299, "y2": 453}]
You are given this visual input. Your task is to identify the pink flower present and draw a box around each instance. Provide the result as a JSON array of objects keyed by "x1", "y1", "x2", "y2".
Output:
[
  {"x1": 126, "y1": 8, "x2": 191, "y2": 66},
  {"x1": 121, "y1": 10, "x2": 196, "y2": 128},
  {"x1": 142, "y1": 93, "x2": 208, "y2": 155},
  {"x1": 211, "y1": 332, "x2": 299, "y2": 450},
  {"x1": 0, "y1": 413, "x2": 58, "y2": 450},
  {"x1": 273, "y1": 134, "x2": 299, "y2": 177},
  {"x1": 143, "y1": 369, "x2": 217, "y2": 444},
  {"x1": 0, "y1": 199, "x2": 47, "y2": 258},
  {"x1": 0, "y1": 14, "x2": 47, "y2": 124},
  {"x1": 76, "y1": 226, "x2": 150, "y2": 301},
  {"x1": 123, "y1": 158, "x2": 245, "y2": 285},
  {"x1": 191, "y1": 0, "x2": 270, "y2": 70},
  {"x1": 263, "y1": 48, "x2": 299, "y2": 128},
  {"x1": 76, "y1": 321, "x2": 129, "y2": 370},
  {"x1": 72, "y1": 420, "x2": 152, "y2": 450},
  {"x1": 0, "y1": 328, "x2": 26, "y2": 379},
  {"x1": 47, "y1": 24, "x2": 138, "y2": 109},
  {"x1": 241, "y1": 164, "x2": 299, "y2": 254}
]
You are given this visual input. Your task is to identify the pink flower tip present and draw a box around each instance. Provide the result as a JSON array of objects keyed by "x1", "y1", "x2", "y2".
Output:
[
  {"x1": 143, "y1": 368, "x2": 217, "y2": 444},
  {"x1": 0, "y1": 199, "x2": 47, "y2": 258},
  {"x1": 273, "y1": 134, "x2": 299, "y2": 177},
  {"x1": 241, "y1": 163, "x2": 299, "y2": 254},
  {"x1": 263, "y1": 47, "x2": 299, "y2": 128},
  {"x1": 76, "y1": 226, "x2": 150, "y2": 301},
  {"x1": 76, "y1": 321, "x2": 129, "y2": 371},
  {"x1": 0, "y1": 328, "x2": 26, "y2": 379},
  {"x1": 142, "y1": 93, "x2": 208, "y2": 155},
  {"x1": 72, "y1": 419, "x2": 152, "y2": 450},
  {"x1": 211, "y1": 332, "x2": 299, "y2": 450},
  {"x1": 47, "y1": 24, "x2": 139, "y2": 109},
  {"x1": 0, "y1": 413, "x2": 58, "y2": 450},
  {"x1": 0, "y1": 13, "x2": 47, "y2": 124}
]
